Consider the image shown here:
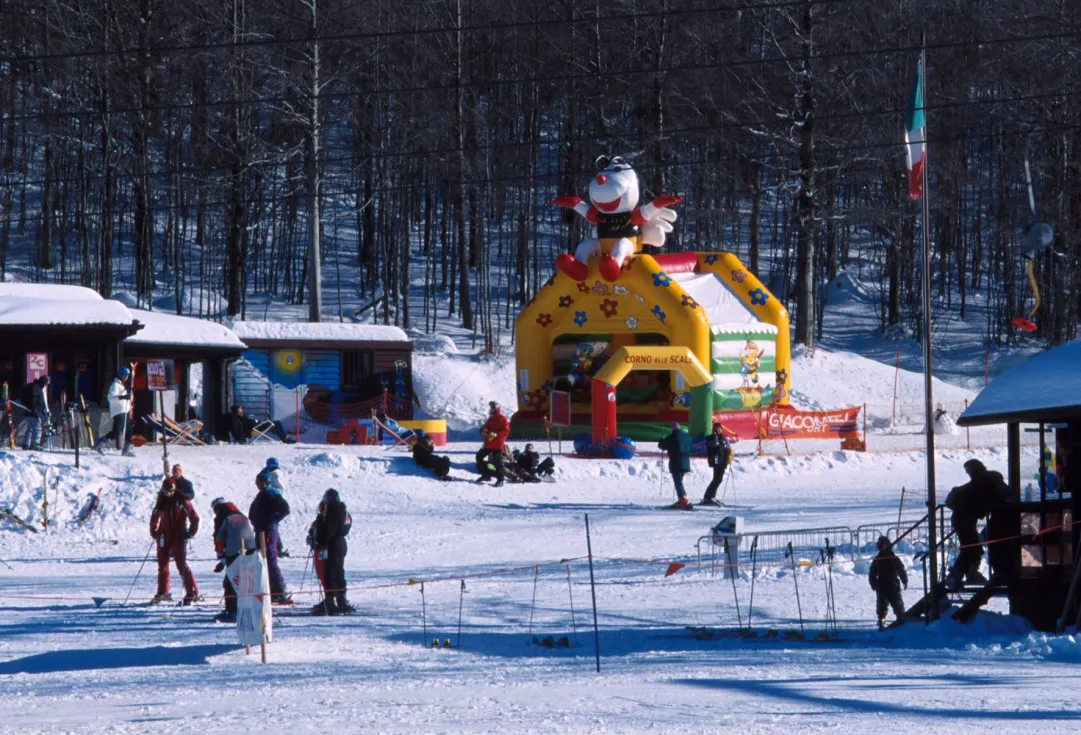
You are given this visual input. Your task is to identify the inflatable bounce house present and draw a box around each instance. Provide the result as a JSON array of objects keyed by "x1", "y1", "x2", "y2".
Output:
[{"x1": 512, "y1": 156, "x2": 790, "y2": 447}]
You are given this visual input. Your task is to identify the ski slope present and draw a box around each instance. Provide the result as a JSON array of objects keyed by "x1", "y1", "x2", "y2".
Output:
[{"x1": 0, "y1": 432, "x2": 1076, "y2": 733}]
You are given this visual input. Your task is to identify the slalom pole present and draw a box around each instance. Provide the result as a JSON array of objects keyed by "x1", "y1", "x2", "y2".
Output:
[
  {"x1": 724, "y1": 537, "x2": 743, "y2": 629},
  {"x1": 825, "y1": 538, "x2": 838, "y2": 636},
  {"x1": 584, "y1": 514, "x2": 602, "y2": 673},
  {"x1": 786, "y1": 542, "x2": 805, "y2": 636},
  {"x1": 566, "y1": 563, "x2": 578, "y2": 645},
  {"x1": 124, "y1": 541, "x2": 156, "y2": 605},
  {"x1": 420, "y1": 581, "x2": 428, "y2": 647},
  {"x1": 457, "y1": 580, "x2": 467, "y2": 650},
  {"x1": 819, "y1": 549, "x2": 832, "y2": 636},
  {"x1": 300, "y1": 549, "x2": 311, "y2": 597},
  {"x1": 527, "y1": 565, "x2": 540, "y2": 643},
  {"x1": 747, "y1": 536, "x2": 759, "y2": 630}
]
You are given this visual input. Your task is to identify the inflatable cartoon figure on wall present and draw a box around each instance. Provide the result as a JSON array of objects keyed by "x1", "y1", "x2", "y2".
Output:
[
  {"x1": 738, "y1": 340, "x2": 765, "y2": 389},
  {"x1": 568, "y1": 343, "x2": 597, "y2": 390},
  {"x1": 553, "y1": 156, "x2": 682, "y2": 282}
]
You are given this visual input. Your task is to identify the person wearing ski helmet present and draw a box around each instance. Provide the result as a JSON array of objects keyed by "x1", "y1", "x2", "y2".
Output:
[
  {"x1": 868, "y1": 536, "x2": 908, "y2": 630},
  {"x1": 95, "y1": 366, "x2": 134, "y2": 454},
  {"x1": 658, "y1": 422, "x2": 694, "y2": 510},
  {"x1": 248, "y1": 468, "x2": 291, "y2": 604},
  {"x1": 700, "y1": 421, "x2": 732, "y2": 507},
  {"x1": 476, "y1": 401, "x2": 510, "y2": 487},
  {"x1": 210, "y1": 497, "x2": 256, "y2": 623},
  {"x1": 309, "y1": 488, "x2": 354, "y2": 615},
  {"x1": 149, "y1": 477, "x2": 200, "y2": 604}
]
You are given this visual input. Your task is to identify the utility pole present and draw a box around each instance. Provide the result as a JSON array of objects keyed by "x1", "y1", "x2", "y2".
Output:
[{"x1": 305, "y1": 0, "x2": 322, "y2": 322}]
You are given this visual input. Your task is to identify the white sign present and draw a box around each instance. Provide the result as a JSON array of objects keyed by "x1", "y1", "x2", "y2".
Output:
[{"x1": 229, "y1": 553, "x2": 273, "y2": 646}]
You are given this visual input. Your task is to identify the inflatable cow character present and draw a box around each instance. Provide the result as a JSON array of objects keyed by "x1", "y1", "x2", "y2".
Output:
[{"x1": 553, "y1": 156, "x2": 682, "y2": 282}]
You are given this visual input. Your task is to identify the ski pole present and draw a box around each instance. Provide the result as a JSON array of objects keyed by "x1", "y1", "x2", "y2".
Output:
[
  {"x1": 786, "y1": 542, "x2": 804, "y2": 635},
  {"x1": 300, "y1": 549, "x2": 311, "y2": 596},
  {"x1": 724, "y1": 537, "x2": 743, "y2": 629},
  {"x1": 566, "y1": 563, "x2": 578, "y2": 645},
  {"x1": 819, "y1": 549, "x2": 833, "y2": 635},
  {"x1": 747, "y1": 535, "x2": 759, "y2": 630},
  {"x1": 124, "y1": 541, "x2": 156, "y2": 605},
  {"x1": 825, "y1": 537, "x2": 837, "y2": 636},
  {"x1": 420, "y1": 582, "x2": 428, "y2": 647},
  {"x1": 527, "y1": 565, "x2": 540, "y2": 643}
]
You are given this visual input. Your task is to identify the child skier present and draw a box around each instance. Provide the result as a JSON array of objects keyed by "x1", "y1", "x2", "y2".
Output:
[
  {"x1": 700, "y1": 421, "x2": 731, "y2": 506},
  {"x1": 658, "y1": 422, "x2": 693, "y2": 510},
  {"x1": 210, "y1": 497, "x2": 256, "y2": 623},
  {"x1": 869, "y1": 535, "x2": 907, "y2": 630}
]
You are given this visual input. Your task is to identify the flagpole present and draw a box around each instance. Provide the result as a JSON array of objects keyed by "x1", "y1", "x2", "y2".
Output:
[{"x1": 919, "y1": 31, "x2": 939, "y2": 620}]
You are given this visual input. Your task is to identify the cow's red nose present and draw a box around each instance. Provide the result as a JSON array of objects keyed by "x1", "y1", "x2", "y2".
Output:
[{"x1": 596, "y1": 174, "x2": 608, "y2": 185}]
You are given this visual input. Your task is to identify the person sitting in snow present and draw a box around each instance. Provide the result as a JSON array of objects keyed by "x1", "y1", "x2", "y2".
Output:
[
  {"x1": 476, "y1": 401, "x2": 510, "y2": 487},
  {"x1": 513, "y1": 443, "x2": 555, "y2": 482},
  {"x1": 210, "y1": 497, "x2": 256, "y2": 623},
  {"x1": 413, "y1": 434, "x2": 452, "y2": 480},
  {"x1": 149, "y1": 477, "x2": 200, "y2": 604},
  {"x1": 248, "y1": 465, "x2": 291, "y2": 604},
  {"x1": 869, "y1": 536, "x2": 907, "y2": 630}
]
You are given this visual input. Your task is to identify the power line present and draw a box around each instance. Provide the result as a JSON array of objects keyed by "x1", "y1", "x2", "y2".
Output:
[
  {"x1": 4, "y1": 29, "x2": 1080, "y2": 123},
  {"x1": 0, "y1": 0, "x2": 852, "y2": 66},
  {"x1": 1, "y1": 88, "x2": 1076, "y2": 190}
]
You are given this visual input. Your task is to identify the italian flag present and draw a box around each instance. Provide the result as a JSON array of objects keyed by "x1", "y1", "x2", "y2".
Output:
[{"x1": 904, "y1": 60, "x2": 926, "y2": 200}]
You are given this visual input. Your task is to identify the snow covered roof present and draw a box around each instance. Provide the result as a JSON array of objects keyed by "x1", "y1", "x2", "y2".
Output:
[
  {"x1": 0, "y1": 282, "x2": 105, "y2": 301},
  {"x1": 227, "y1": 320, "x2": 411, "y2": 345},
  {"x1": 958, "y1": 339, "x2": 1081, "y2": 426},
  {"x1": 673, "y1": 272, "x2": 760, "y2": 327},
  {"x1": 0, "y1": 295, "x2": 136, "y2": 327},
  {"x1": 125, "y1": 309, "x2": 247, "y2": 351}
]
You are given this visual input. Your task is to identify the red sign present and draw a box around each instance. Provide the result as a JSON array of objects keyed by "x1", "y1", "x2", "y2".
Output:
[
  {"x1": 25, "y1": 353, "x2": 49, "y2": 382},
  {"x1": 765, "y1": 406, "x2": 861, "y2": 439},
  {"x1": 146, "y1": 359, "x2": 175, "y2": 392},
  {"x1": 549, "y1": 390, "x2": 572, "y2": 428}
]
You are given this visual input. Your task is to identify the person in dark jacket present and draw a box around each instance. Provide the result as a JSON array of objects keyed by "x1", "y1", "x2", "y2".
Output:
[
  {"x1": 19, "y1": 375, "x2": 50, "y2": 450},
  {"x1": 412, "y1": 434, "x2": 451, "y2": 479},
  {"x1": 869, "y1": 536, "x2": 908, "y2": 630},
  {"x1": 162, "y1": 464, "x2": 195, "y2": 501},
  {"x1": 210, "y1": 497, "x2": 257, "y2": 623},
  {"x1": 309, "y1": 488, "x2": 353, "y2": 615},
  {"x1": 658, "y1": 422, "x2": 694, "y2": 510},
  {"x1": 248, "y1": 470, "x2": 292, "y2": 603},
  {"x1": 149, "y1": 478, "x2": 200, "y2": 604},
  {"x1": 513, "y1": 443, "x2": 555, "y2": 482},
  {"x1": 700, "y1": 421, "x2": 731, "y2": 506},
  {"x1": 944, "y1": 459, "x2": 1008, "y2": 591},
  {"x1": 221, "y1": 404, "x2": 294, "y2": 444}
]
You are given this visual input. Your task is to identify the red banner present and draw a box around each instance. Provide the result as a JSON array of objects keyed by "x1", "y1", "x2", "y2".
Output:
[{"x1": 764, "y1": 406, "x2": 861, "y2": 439}]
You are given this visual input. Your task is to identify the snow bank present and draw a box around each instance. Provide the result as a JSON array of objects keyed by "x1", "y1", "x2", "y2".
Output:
[
  {"x1": 412, "y1": 353, "x2": 517, "y2": 430},
  {"x1": 960, "y1": 338, "x2": 1081, "y2": 424},
  {"x1": 228, "y1": 320, "x2": 409, "y2": 343},
  {"x1": 0, "y1": 282, "x2": 103, "y2": 301},
  {"x1": 126, "y1": 308, "x2": 246, "y2": 350},
  {"x1": 0, "y1": 296, "x2": 134, "y2": 327}
]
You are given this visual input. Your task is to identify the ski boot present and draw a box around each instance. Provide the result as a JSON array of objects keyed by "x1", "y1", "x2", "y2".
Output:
[
  {"x1": 699, "y1": 498, "x2": 722, "y2": 507},
  {"x1": 334, "y1": 595, "x2": 356, "y2": 615},
  {"x1": 215, "y1": 610, "x2": 237, "y2": 624},
  {"x1": 669, "y1": 497, "x2": 693, "y2": 511},
  {"x1": 152, "y1": 593, "x2": 173, "y2": 604},
  {"x1": 122, "y1": 443, "x2": 136, "y2": 457},
  {"x1": 311, "y1": 598, "x2": 337, "y2": 616},
  {"x1": 272, "y1": 593, "x2": 293, "y2": 605}
]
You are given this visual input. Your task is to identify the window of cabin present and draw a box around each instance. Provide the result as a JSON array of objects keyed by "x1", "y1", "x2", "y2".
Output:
[{"x1": 342, "y1": 350, "x2": 374, "y2": 390}]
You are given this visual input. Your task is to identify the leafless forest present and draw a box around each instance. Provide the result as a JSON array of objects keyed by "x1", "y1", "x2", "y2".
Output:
[{"x1": 0, "y1": 0, "x2": 1078, "y2": 349}]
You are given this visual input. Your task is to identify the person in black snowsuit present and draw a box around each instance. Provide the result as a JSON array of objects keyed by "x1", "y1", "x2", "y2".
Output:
[
  {"x1": 412, "y1": 434, "x2": 451, "y2": 479},
  {"x1": 309, "y1": 488, "x2": 353, "y2": 615},
  {"x1": 700, "y1": 421, "x2": 731, "y2": 506},
  {"x1": 944, "y1": 459, "x2": 1008, "y2": 591},
  {"x1": 869, "y1": 535, "x2": 908, "y2": 630},
  {"x1": 513, "y1": 444, "x2": 555, "y2": 482},
  {"x1": 248, "y1": 471, "x2": 292, "y2": 603},
  {"x1": 19, "y1": 375, "x2": 50, "y2": 450},
  {"x1": 220, "y1": 404, "x2": 295, "y2": 444}
]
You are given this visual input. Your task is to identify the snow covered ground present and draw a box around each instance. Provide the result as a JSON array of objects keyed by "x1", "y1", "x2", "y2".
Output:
[{"x1": 1, "y1": 434, "x2": 1077, "y2": 734}]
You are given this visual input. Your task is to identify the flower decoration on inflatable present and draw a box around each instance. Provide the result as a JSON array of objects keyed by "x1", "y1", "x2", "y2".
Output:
[
  {"x1": 553, "y1": 156, "x2": 682, "y2": 282},
  {"x1": 577, "y1": 282, "x2": 591, "y2": 294},
  {"x1": 681, "y1": 294, "x2": 699, "y2": 310},
  {"x1": 592, "y1": 281, "x2": 610, "y2": 296},
  {"x1": 704, "y1": 254, "x2": 719, "y2": 266},
  {"x1": 652, "y1": 271, "x2": 672, "y2": 288},
  {"x1": 573, "y1": 310, "x2": 588, "y2": 327},
  {"x1": 731, "y1": 269, "x2": 746, "y2": 283},
  {"x1": 651, "y1": 305, "x2": 667, "y2": 324},
  {"x1": 625, "y1": 316, "x2": 639, "y2": 330},
  {"x1": 613, "y1": 285, "x2": 629, "y2": 295},
  {"x1": 749, "y1": 288, "x2": 769, "y2": 306},
  {"x1": 536, "y1": 313, "x2": 553, "y2": 327},
  {"x1": 558, "y1": 295, "x2": 574, "y2": 308},
  {"x1": 600, "y1": 299, "x2": 619, "y2": 318}
]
